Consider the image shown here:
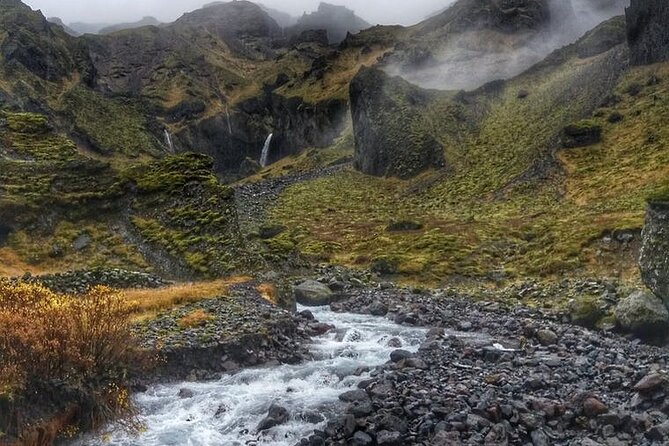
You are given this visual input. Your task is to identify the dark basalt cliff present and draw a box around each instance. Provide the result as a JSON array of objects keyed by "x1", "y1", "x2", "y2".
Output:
[
  {"x1": 626, "y1": 0, "x2": 669, "y2": 66},
  {"x1": 640, "y1": 200, "x2": 669, "y2": 305},
  {"x1": 350, "y1": 67, "x2": 445, "y2": 179}
]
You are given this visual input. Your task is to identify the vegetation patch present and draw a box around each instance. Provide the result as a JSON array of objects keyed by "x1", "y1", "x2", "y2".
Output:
[{"x1": 0, "y1": 282, "x2": 144, "y2": 442}]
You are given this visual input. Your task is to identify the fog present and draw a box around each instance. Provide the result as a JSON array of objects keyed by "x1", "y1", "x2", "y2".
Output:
[
  {"x1": 23, "y1": 0, "x2": 455, "y2": 26},
  {"x1": 386, "y1": 0, "x2": 630, "y2": 90}
]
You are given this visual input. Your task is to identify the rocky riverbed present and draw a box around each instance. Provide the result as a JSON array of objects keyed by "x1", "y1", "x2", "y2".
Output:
[{"x1": 295, "y1": 286, "x2": 669, "y2": 446}]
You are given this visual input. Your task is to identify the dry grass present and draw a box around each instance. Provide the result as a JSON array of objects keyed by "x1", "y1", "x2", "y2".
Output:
[
  {"x1": 178, "y1": 309, "x2": 214, "y2": 329},
  {"x1": 126, "y1": 276, "x2": 250, "y2": 321},
  {"x1": 256, "y1": 283, "x2": 278, "y2": 305}
]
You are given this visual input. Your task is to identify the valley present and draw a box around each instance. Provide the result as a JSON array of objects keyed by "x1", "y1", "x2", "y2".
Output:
[{"x1": 1, "y1": 0, "x2": 669, "y2": 445}]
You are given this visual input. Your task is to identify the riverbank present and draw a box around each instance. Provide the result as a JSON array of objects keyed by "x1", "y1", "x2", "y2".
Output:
[{"x1": 306, "y1": 287, "x2": 669, "y2": 446}]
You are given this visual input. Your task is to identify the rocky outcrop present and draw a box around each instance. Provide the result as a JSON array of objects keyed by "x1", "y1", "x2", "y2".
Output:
[
  {"x1": 349, "y1": 67, "x2": 445, "y2": 179},
  {"x1": 288, "y1": 3, "x2": 370, "y2": 44},
  {"x1": 626, "y1": 0, "x2": 669, "y2": 66},
  {"x1": 640, "y1": 201, "x2": 669, "y2": 304}
]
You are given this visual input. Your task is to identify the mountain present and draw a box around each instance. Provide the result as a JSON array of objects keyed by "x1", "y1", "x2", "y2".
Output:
[
  {"x1": 0, "y1": 0, "x2": 667, "y2": 285},
  {"x1": 98, "y1": 16, "x2": 163, "y2": 35},
  {"x1": 288, "y1": 2, "x2": 370, "y2": 44},
  {"x1": 46, "y1": 16, "x2": 79, "y2": 36},
  {"x1": 68, "y1": 21, "x2": 113, "y2": 35}
]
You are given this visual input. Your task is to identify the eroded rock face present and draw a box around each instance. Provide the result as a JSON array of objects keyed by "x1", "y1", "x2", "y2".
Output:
[
  {"x1": 626, "y1": 0, "x2": 669, "y2": 66},
  {"x1": 349, "y1": 67, "x2": 445, "y2": 179},
  {"x1": 640, "y1": 202, "x2": 669, "y2": 304}
]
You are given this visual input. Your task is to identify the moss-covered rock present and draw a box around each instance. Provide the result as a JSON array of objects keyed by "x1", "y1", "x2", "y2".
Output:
[
  {"x1": 614, "y1": 290, "x2": 669, "y2": 339},
  {"x1": 562, "y1": 120, "x2": 602, "y2": 148}
]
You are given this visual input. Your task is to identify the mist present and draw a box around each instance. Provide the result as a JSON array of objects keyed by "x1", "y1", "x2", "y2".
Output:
[
  {"x1": 386, "y1": 0, "x2": 630, "y2": 91},
  {"x1": 23, "y1": 0, "x2": 454, "y2": 27}
]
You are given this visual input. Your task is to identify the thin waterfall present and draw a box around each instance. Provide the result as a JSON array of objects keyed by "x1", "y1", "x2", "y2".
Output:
[
  {"x1": 163, "y1": 130, "x2": 174, "y2": 153},
  {"x1": 225, "y1": 106, "x2": 232, "y2": 135},
  {"x1": 260, "y1": 133, "x2": 273, "y2": 167}
]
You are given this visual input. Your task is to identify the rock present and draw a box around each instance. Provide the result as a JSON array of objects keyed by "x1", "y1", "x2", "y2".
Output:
[
  {"x1": 257, "y1": 404, "x2": 289, "y2": 432},
  {"x1": 633, "y1": 373, "x2": 667, "y2": 393},
  {"x1": 640, "y1": 202, "x2": 669, "y2": 304},
  {"x1": 294, "y1": 280, "x2": 334, "y2": 306},
  {"x1": 350, "y1": 431, "x2": 373, "y2": 446},
  {"x1": 431, "y1": 431, "x2": 462, "y2": 445},
  {"x1": 485, "y1": 423, "x2": 508, "y2": 445},
  {"x1": 339, "y1": 389, "x2": 369, "y2": 403},
  {"x1": 530, "y1": 429, "x2": 550, "y2": 446},
  {"x1": 368, "y1": 301, "x2": 388, "y2": 316},
  {"x1": 349, "y1": 67, "x2": 445, "y2": 179},
  {"x1": 389, "y1": 349, "x2": 413, "y2": 363},
  {"x1": 614, "y1": 290, "x2": 669, "y2": 338},
  {"x1": 377, "y1": 430, "x2": 402, "y2": 445},
  {"x1": 583, "y1": 397, "x2": 609, "y2": 417},
  {"x1": 536, "y1": 329, "x2": 558, "y2": 346},
  {"x1": 562, "y1": 120, "x2": 602, "y2": 148},
  {"x1": 178, "y1": 388, "x2": 194, "y2": 399},
  {"x1": 569, "y1": 296, "x2": 605, "y2": 328},
  {"x1": 647, "y1": 420, "x2": 669, "y2": 441},
  {"x1": 72, "y1": 233, "x2": 92, "y2": 251},
  {"x1": 626, "y1": 0, "x2": 669, "y2": 66}
]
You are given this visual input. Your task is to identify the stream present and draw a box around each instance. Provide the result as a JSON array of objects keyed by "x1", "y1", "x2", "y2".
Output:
[{"x1": 74, "y1": 306, "x2": 427, "y2": 446}]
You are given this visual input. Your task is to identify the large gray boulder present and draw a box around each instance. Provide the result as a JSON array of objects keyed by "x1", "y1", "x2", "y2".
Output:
[
  {"x1": 640, "y1": 202, "x2": 669, "y2": 305},
  {"x1": 626, "y1": 0, "x2": 669, "y2": 66},
  {"x1": 614, "y1": 290, "x2": 669, "y2": 339},
  {"x1": 294, "y1": 280, "x2": 334, "y2": 306}
]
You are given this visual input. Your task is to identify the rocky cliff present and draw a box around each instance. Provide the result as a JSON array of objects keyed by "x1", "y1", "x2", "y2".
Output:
[
  {"x1": 626, "y1": 0, "x2": 669, "y2": 66},
  {"x1": 640, "y1": 199, "x2": 669, "y2": 305},
  {"x1": 288, "y1": 3, "x2": 370, "y2": 44},
  {"x1": 349, "y1": 67, "x2": 445, "y2": 179}
]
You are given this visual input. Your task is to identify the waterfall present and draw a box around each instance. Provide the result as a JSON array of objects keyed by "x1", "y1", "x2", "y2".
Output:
[
  {"x1": 260, "y1": 133, "x2": 273, "y2": 167},
  {"x1": 225, "y1": 106, "x2": 232, "y2": 135},
  {"x1": 164, "y1": 130, "x2": 174, "y2": 153}
]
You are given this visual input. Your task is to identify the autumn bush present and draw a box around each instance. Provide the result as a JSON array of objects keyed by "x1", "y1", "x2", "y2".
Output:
[{"x1": 0, "y1": 281, "x2": 143, "y2": 440}]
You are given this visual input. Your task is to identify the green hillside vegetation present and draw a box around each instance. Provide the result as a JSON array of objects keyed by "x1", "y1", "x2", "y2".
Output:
[{"x1": 269, "y1": 34, "x2": 669, "y2": 284}]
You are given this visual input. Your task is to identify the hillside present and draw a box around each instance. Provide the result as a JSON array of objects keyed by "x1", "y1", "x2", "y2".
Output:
[{"x1": 0, "y1": 0, "x2": 666, "y2": 287}]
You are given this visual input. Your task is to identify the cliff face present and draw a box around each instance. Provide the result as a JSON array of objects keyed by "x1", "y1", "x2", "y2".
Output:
[
  {"x1": 640, "y1": 201, "x2": 669, "y2": 304},
  {"x1": 350, "y1": 67, "x2": 445, "y2": 179},
  {"x1": 626, "y1": 0, "x2": 669, "y2": 66}
]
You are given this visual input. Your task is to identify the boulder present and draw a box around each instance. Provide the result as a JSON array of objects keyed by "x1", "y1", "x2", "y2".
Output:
[
  {"x1": 349, "y1": 67, "x2": 445, "y2": 179},
  {"x1": 294, "y1": 280, "x2": 334, "y2": 306},
  {"x1": 626, "y1": 0, "x2": 669, "y2": 66},
  {"x1": 640, "y1": 202, "x2": 669, "y2": 305},
  {"x1": 257, "y1": 404, "x2": 289, "y2": 432},
  {"x1": 614, "y1": 290, "x2": 669, "y2": 338}
]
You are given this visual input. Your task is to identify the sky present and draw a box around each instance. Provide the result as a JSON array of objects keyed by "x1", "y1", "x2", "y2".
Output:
[{"x1": 22, "y1": 0, "x2": 454, "y2": 26}]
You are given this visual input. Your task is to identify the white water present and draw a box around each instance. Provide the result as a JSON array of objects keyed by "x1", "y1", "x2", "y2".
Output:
[
  {"x1": 259, "y1": 133, "x2": 273, "y2": 167},
  {"x1": 164, "y1": 130, "x2": 174, "y2": 153},
  {"x1": 72, "y1": 306, "x2": 426, "y2": 446}
]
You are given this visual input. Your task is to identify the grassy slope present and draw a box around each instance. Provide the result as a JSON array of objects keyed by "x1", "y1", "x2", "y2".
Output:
[{"x1": 269, "y1": 45, "x2": 669, "y2": 286}]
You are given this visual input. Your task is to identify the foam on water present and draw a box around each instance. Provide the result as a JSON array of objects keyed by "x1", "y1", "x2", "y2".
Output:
[{"x1": 71, "y1": 306, "x2": 426, "y2": 446}]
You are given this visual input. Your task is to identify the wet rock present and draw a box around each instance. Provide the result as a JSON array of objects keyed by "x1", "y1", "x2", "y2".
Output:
[
  {"x1": 389, "y1": 349, "x2": 413, "y2": 363},
  {"x1": 339, "y1": 389, "x2": 369, "y2": 403},
  {"x1": 257, "y1": 404, "x2": 290, "y2": 432},
  {"x1": 350, "y1": 431, "x2": 373, "y2": 446},
  {"x1": 294, "y1": 280, "x2": 334, "y2": 306},
  {"x1": 178, "y1": 388, "x2": 194, "y2": 399},
  {"x1": 614, "y1": 290, "x2": 669, "y2": 338},
  {"x1": 376, "y1": 430, "x2": 402, "y2": 445},
  {"x1": 368, "y1": 301, "x2": 388, "y2": 316}
]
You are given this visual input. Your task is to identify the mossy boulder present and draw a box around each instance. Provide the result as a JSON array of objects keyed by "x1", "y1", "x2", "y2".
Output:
[
  {"x1": 614, "y1": 290, "x2": 669, "y2": 339},
  {"x1": 294, "y1": 280, "x2": 334, "y2": 307},
  {"x1": 350, "y1": 67, "x2": 445, "y2": 179},
  {"x1": 640, "y1": 201, "x2": 669, "y2": 304},
  {"x1": 562, "y1": 120, "x2": 602, "y2": 148},
  {"x1": 568, "y1": 295, "x2": 606, "y2": 329}
]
